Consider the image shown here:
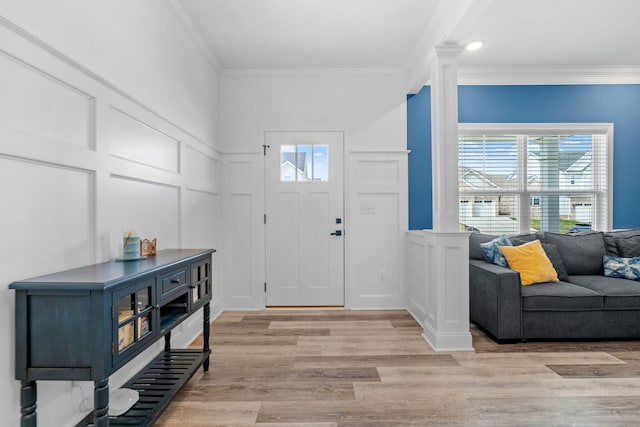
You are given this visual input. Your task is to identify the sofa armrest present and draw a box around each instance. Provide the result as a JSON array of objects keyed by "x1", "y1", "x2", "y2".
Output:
[{"x1": 469, "y1": 259, "x2": 523, "y2": 341}]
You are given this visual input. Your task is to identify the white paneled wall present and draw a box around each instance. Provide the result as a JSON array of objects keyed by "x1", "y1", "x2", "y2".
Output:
[
  {"x1": 348, "y1": 151, "x2": 408, "y2": 308},
  {"x1": 405, "y1": 231, "x2": 473, "y2": 352},
  {"x1": 219, "y1": 71, "x2": 408, "y2": 310},
  {"x1": 0, "y1": 9, "x2": 220, "y2": 427},
  {"x1": 221, "y1": 154, "x2": 265, "y2": 309}
]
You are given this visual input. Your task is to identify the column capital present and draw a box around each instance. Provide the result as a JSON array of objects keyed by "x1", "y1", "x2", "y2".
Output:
[{"x1": 434, "y1": 44, "x2": 465, "y2": 60}]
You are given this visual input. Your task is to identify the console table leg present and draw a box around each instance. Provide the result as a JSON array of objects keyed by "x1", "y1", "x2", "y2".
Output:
[
  {"x1": 93, "y1": 379, "x2": 109, "y2": 427},
  {"x1": 164, "y1": 331, "x2": 172, "y2": 352},
  {"x1": 20, "y1": 380, "x2": 37, "y2": 427},
  {"x1": 203, "y1": 302, "x2": 211, "y2": 371}
]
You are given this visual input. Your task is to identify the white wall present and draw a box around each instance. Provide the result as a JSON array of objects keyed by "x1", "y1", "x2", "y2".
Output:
[
  {"x1": 0, "y1": 2, "x2": 221, "y2": 426},
  {"x1": 220, "y1": 70, "x2": 408, "y2": 309}
]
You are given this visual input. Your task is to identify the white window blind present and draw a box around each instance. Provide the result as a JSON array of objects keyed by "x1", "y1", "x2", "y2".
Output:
[{"x1": 458, "y1": 125, "x2": 610, "y2": 235}]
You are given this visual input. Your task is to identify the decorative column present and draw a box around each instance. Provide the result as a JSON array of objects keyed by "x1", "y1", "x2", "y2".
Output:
[
  {"x1": 431, "y1": 45, "x2": 464, "y2": 232},
  {"x1": 421, "y1": 45, "x2": 473, "y2": 352}
]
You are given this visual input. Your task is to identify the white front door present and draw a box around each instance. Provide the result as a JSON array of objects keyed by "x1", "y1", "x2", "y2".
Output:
[{"x1": 265, "y1": 131, "x2": 344, "y2": 306}]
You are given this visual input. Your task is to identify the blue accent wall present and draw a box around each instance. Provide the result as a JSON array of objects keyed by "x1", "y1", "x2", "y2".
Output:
[
  {"x1": 407, "y1": 84, "x2": 640, "y2": 230},
  {"x1": 407, "y1": 87, "x2": 432, "y2": 230}
]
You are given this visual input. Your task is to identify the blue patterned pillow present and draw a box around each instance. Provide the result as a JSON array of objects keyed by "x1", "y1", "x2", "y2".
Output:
[
  {"x1": 480, "y1": 235, "x2": 512, "y2": 267},
  {"x1": 603, "y1": 255, "x2": 640, "y2": 281}
]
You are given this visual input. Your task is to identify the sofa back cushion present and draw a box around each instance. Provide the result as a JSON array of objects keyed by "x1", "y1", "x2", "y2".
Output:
[
  {"x1": 543, "y1": 231, "x2": 606, "y2": 275},
  {"x1": 512, "y1": 238, "x2": 569, "y2": 282},
  {"x1": 615, "y1": 235, "x2": 640, "y2": 258},
  {"x1": 603, "y1": 229, "x2": 640, "y2": 256}
]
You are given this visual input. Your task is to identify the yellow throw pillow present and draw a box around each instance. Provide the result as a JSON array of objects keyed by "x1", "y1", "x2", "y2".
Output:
[{"x1": 498, "y1": 240, "x2": 559, "y2": 286}]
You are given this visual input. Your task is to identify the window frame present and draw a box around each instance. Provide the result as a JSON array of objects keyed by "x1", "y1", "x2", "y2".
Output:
[{"x1": 458, "y1": 123, "x2": 613, "y2": 233}]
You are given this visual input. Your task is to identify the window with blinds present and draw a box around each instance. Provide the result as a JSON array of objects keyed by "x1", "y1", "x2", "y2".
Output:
[{"x1": 458, "y1": 125, "x2": 611, "y2": 235}]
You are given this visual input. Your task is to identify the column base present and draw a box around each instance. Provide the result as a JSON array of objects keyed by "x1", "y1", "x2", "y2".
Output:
[{"x1": 422, "y1": 322, "x2": 473, "y2": 352}]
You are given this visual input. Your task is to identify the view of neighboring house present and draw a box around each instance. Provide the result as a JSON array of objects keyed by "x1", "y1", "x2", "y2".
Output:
[{"x1": 280, "y1": 151, "x2": 308, "y2": 181}]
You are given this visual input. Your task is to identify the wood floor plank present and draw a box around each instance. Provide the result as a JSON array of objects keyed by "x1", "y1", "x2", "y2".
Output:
[
  {"x1": 268, "y1": 320, "x2": 394, "y2": 329},
  {"x1": 547, "y1": 362, "x2": 640, "y2": 378},
  {"x1": 329, "y1": 327, "x2": 422, "y2": 336},
  {"x1": 214, "y1": 328, "x2": 331, "y2": 337},
  {"x1": 161, "y1": 309, "x2": 640, "y2": 426},
  {"x1": 294, "y1": 354, "x2": 458, "y2": 369},
  {"x1": 155, "y1": 401, "x2": 260, "y2": 425},
  {"x1": 297, "y1": 334, "x2": 435, "y2": 356},
  {"x1": 176, "y1": 382, "x2": 356, "y2": 402},
  {"x1": 203, "y1": 367, "x2": 380, "y2": 384},
  {"x1": 211, "y1": 335, "x2": 298, "y2": 346},
  {"x1": 246, "y1": 312, "x2": 415, "y2": 322}
]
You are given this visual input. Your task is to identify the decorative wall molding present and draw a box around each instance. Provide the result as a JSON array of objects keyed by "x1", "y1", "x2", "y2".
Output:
[
  {"x1": 347, "y1": 151, "x2": 408, "y2": 309},
  {"x1": 0, "y1": 11, "x2": 223, "y2": 427},
  {"x1": 348, "y1": 148, "x2": 411, "y2": 154},
  {"x1": 0, "y1": 15, "x2": 216, "y2": 150},
  {"x1": 0, "y1": 49, "x2": 95, "y2": 150},
  {"x1": 108, "y1": 106, "x2": 181, "y2": 174},
  {"x1": 406, "y1": 230, "x2": 473, "y2": 352},
  {"x1": 457, "y1": 65, "x2": 640, "y2": 85},
  {"x1": 220, "y1": 154, "x2": 265, "y2": 309}
]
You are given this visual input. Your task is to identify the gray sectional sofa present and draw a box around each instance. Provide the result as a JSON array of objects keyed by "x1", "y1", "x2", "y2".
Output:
[{"x1": 469, "y1": 229, "x2": 640, "y2": 342}]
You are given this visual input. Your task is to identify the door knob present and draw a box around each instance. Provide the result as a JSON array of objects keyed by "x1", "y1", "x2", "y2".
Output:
[{"x1": 330, "y1": 230, "x2": 342, "y2": 236}]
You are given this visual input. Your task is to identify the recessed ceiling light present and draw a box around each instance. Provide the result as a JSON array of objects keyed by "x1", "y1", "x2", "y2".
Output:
[{"x1": 465, "y1": 40, "x2": 484, "y2": 51}]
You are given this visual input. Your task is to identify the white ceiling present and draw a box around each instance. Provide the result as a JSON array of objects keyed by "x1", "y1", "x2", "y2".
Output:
[{"x1": 175, "y1": 0, "x2": 640, "y2": 77}]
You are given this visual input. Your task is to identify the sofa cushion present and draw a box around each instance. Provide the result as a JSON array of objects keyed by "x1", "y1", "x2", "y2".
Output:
[
  {"x1": 569, "y1": 274, "x2": 640, "y2": 309},
  {"x1": 521, "y1": 281, "x2": 603, "y2": 311},
  {"x1": 604, "y1": 229, "x2": 640, "y2": 256},
  {"x1": 615, "y1": 235, "x2": 640, "y2": 258},
  {"x1": 480, "y1": 235, "x2": 512, "y2": 267},
  {"x1": 543, "y1": 232, "x2": 606, "y2": 275},
  {"x1": 512, "y1": 239, "x2": 569, "y2": 282}
]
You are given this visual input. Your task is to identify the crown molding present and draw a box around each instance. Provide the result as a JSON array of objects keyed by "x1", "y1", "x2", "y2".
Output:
[
  {"x1": 162, "y1": 0, "x2": 222, "y2": 75},
  {"x1": 457, "y1": 65, "x2": 640, "y2": 85},
  {"x1": 221, "y1": 67, "x2": 406, "y2": 78}
]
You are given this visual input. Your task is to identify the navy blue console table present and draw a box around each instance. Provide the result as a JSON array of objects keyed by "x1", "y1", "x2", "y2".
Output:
[{"x1": 9, "y1": 249, "x2": 215, "y2": 427}]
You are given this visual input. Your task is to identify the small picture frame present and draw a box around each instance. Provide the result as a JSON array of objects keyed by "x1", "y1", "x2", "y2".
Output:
[{"x1": 140, "y1": 238, "x2": 157, "y2": 256}]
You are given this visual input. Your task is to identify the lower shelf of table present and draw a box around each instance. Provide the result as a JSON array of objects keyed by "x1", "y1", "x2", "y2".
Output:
[{"x1": 77, "y1": 349, "x2": 210, "y2": 427}]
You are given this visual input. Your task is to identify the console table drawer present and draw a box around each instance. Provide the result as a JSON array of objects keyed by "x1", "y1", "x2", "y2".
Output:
[{"x1": 161, "y1": 268, "x2": 187, "y2": 297}]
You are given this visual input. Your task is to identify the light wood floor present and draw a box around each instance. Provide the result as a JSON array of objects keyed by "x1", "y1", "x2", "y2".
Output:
[{"x1": 156, "y1": 310, "x2": 640, "y2": 426}]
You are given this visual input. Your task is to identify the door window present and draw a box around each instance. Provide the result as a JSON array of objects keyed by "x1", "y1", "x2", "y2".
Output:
[{"x1": 280, "y1": 144, "x2": 328, "y2": 182}]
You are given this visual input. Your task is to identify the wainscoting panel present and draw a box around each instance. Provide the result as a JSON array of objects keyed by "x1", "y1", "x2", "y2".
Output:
[
  {"x1": 406, "y1": 230, "x2": 473, "y2": 352},
  {"x1": 228, "y1": 193, "x2": 253, "y2": 299},
  {"x1": 221, "y1": 154, "x2": 264, "y2": 309},
  {"x1": 347, "y1": 151, "x2": 408, "y2": 308},
  {"x1": 183, "y1": 188, "x2": 219, "y2": 248},
  {"x1": 185, "y1": 145, "x2": 219, "y2": 193},
  {"x1": 108, "y1": 107, "x2": 180, "y2": 173},
  {"x1": 0, "y1": 51, "x2": 93, "y2": 149},
  {"x1": 0, "y1": 156, "x2": 94, "y2": 280},
  {"x1": 0, "y1": 13, "x2": 221, "y2": 427},
  {"x1": 355, "y1": 193, "x2": 401, "y2": 297},
  {"x1": 406, "y1": 231, "x2": 427, "y2": 324},
  {"x1": 106, "y1": 175, "x2": 180, "y2": 256},
  {"x1": 356, "y1": 159, "x2": 400, "y2": 185}
]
